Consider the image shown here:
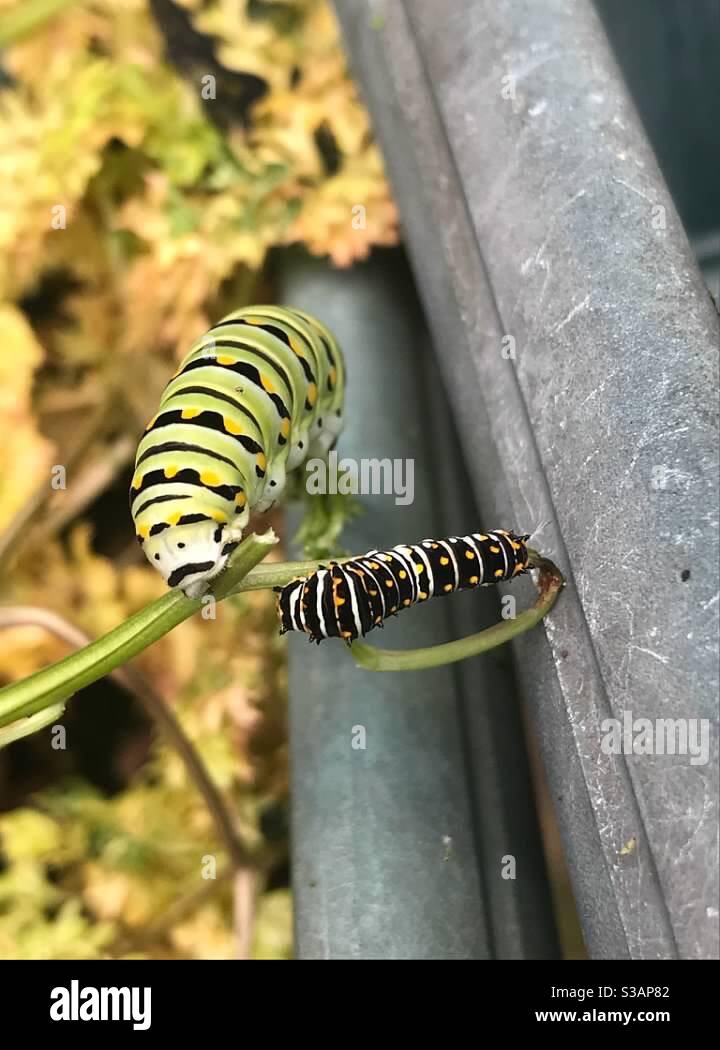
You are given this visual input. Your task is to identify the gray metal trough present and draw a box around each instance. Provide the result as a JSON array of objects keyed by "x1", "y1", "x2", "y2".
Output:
[{"x1": 280, "y1": 0, "x2": 719, "y2": 959}]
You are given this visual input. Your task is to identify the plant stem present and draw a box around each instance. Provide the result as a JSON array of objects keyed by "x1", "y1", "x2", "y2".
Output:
[
  {"x1": 0, "y1": 530, "x2": 279, "y2": 728},
  {"x1": 237, "y1": 559, "x2": 331, "y2": 592},
  {"x1": 349, "y1": 550, "x2": 564, "y2": 672},
  {"x1": 0, "y1": 540, "x2": 563, "y2": 734},
  {"x1": 0, "y1": 701, "x2": 66, "y2": 748}
]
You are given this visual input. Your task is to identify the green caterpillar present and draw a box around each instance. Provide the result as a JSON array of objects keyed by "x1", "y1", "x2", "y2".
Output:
[{"x1": 130, "y1": 305, "x2": 345, "y2": 597}]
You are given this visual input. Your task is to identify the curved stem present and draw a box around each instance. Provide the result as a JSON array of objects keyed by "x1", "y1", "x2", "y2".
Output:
[
  {"x1": 0, "y1": 538, "x2": 564, "y2": 733},
  {"x1": 0, "y1": 701, "x2": 66, "y2": 747},
  {"x1": 349, "y1": 550, "x2": 564, "y2": 672}
]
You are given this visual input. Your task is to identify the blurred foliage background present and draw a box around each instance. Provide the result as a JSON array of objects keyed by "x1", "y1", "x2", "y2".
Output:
[{"x1": 0, "y1": 0, "x2": 397, "y2": 959}]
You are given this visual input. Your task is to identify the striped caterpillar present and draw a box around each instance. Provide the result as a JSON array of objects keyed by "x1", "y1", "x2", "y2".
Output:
[
  {"x1": 130, "y1": 305, "x2": 345, "y2": 598},
  {"x1": 276, "y1": 530, "x2": 530, "y2": 644}
]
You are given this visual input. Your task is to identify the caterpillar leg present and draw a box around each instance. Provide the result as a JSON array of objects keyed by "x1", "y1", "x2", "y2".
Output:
[
  {"x1": 255, "y1": 455, "x2": 290, "y2": 514},
  {"x1": 224, "y1": 506, "x2": 250, "y2": 542},
  {"x1": 286, "y1": 427, "x2": 313, "y2": 471}
]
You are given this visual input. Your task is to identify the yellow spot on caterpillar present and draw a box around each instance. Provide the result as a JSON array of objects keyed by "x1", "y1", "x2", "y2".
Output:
[
  {"x1": 399, "y1": 570, "x2": 407, "y2": 579},
  {"x1": 375, "y1": 617, "x2": 382, "y2": 624},
  {"x1": 465, "y1": 550, "x2": 475, "y2": 559},
  {"x1": 371, "y1": 562, "x2": 380, "y2": 570},
  {"x1": 341, "y1": 630, "x2": 353, "y2": 639},
  {"x1": 144, "y1": 415, "x2": 157, "y2": 432},
  {"x1": 490, "y1": 545, "x2": 501, "y2": 554},
  {"x1": 217, "y1": 354, "x2": 235, "y2": 366},
  {"x1": 200, "y1": 471, "x2": 220, "y2": 487},
  {"x1": 246, "y1": 316, "x2": 265, "y2": 325},
  {"x1": 469, "y1": 575, "x2": 479, "y2": 585},
  {"x1": 381, "y1": 554, "x2": 392, "y2": 561},
  {"x1": 494, "y1": 569, "x2": 503, "y2": 577},
  {"x1": 478, "y1": 534, "x2": 488, "y2": 540},
  {"x1": 385, "y1": 580, "x2": 394, "y2": 588},
  {"x1": 431, "y1": 543, "x2": 439, "y2": 549},
  {"x1": 369, "y1": 589, "x2": 378, "y2": 597},
  {"x1": 513, "y1": 562, "x2": 524, "y2": 574},
  {"x1": 212, "y1": 511, "x2": 228, "y2": 523},
  {"x1": 181, "y1": 407, "x2": 201, "y2": 420},
  {"x1": 415, "y1": 563, "x2": 424, "y2": 574},
  {"x1": 280, "y1": 418, "x2": 291, "y2": 438},
  {"x1": 329, "y1": 367, "x2": 337, "y2": 385},
  {"x1": 390, "y1": 606, "x2": 397, "y2": 613},
  {"x1": 261, "y1": 374, "x2": 275, "y2": 393},
  {"x1": 164, "y1": 466, "x2": 179, "y2": 479},
  {"x1": 167, "y1": 512, "x2": 181, "y2": 526},
  {"x1": 224, "y1": 416, "x2": 243, "y2": 435},
  {"x1": 334, "y1": 596, "x2": 345, "y2": 607},
  {"x1": 440, "y1": 556, "x2": 449, "y2": 565},
  {"x1": 235, "y1": 491, "x2": 246, "y2": 506},
  {"x1": 419, "y1": 592, "x2": 428, "y2": 600},
  {"x1": 306, "y1": 383, "x2": 317, "y2": 406},
  {"x1": 256, "y1": 452, "x2": 267, "y2": 471},
  {"x1": 290, "y1": 337, "x2": 305, "y2": 357},
  {"x1": 511, "y1": 541, "x2": 521, "y2": 550},
  {"x1": 132, "y1": 474, "x2": 142, "y2": 489},
  {"x1": 137, "y1": 524, "x2": 150, "y2": 539},
  {"x1": 444, "y1": 583, "x2": 453, "y2": 592},
  {"x1": 403, "y1": 598, "x2": 411, "y2": 606}
]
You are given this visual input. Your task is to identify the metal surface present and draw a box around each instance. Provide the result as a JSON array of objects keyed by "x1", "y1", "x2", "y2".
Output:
[
  {"x1": 334, "y1": 0, "x2": 719, "y2": 959},
  {"x1": 594, "y1": 0, "x2": 720, "y2": 237},
  {"x1": 279, "y1": 249, "x2": 560, "y2": 959}
]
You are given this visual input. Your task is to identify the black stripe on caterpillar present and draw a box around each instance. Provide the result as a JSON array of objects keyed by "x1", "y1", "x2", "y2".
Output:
[{"x1": 276, "y1": 529, "x2": 530, "y2": 644}]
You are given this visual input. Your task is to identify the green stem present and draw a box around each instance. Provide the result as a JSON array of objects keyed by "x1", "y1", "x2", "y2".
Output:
[
  {"x1": 238, "y1": 558, "x2": 331, "y2": 592},
  {"x1": 0, "y1": 530, "x2": 279, "y2": 728},
  {"x1": 0, "y1": 701, "x2": 66, "y2": 748},
  {"x1": 0, "y1": 540, "x2": 563, "y2": 737},
  {"x1": 349, "y1": 550, "x2": 564, "y2": 672}
]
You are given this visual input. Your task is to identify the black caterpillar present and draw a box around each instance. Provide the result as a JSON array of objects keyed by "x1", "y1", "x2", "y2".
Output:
[{"x1": 276, "y1": 530, "x2": 530, "y2": 644}]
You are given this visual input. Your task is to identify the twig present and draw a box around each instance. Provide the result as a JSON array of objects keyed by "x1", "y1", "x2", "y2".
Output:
[
  {"x1": 110, "y1": 865, "x2": 234, "y2": 955},
  {"x1": 32, "y1": 435, "x2": 136, "y2": 544},
  {"x1": 233, "y1": 869, "x2": 257, "y2": 960},
  {"x1": 0, "y1": 401, "x2": 116, "y2": 568}
]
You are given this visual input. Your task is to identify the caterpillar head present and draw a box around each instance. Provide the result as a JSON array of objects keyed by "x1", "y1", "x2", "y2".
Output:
[{"x1": 140, "y1": 521, "x2": 240, "y2": 599}]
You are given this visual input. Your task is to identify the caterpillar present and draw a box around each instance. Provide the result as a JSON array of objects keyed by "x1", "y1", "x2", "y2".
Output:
[
  {"x1": 276, "y1": 530, "x2": 530, "y2": 644},
  {"x1": 130, "y1": 305, "x2": 345, "y2": 598}
]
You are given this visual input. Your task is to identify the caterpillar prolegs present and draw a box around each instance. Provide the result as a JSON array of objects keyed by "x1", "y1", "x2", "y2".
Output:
[
  {"x1": 130, "y1": 305, "x2": 345, "y2": 598},
  {"x1": 276, "y1": 530, "x2": 530, "y2": 644}
]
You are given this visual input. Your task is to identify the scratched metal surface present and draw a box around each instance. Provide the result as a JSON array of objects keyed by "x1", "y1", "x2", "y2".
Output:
[
  {"x1": 278, "y1": 249, "x2": 560, "y2": 959},
  {"x1": 334, "y1": 0, "x2": 720, "y2": 958}
]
